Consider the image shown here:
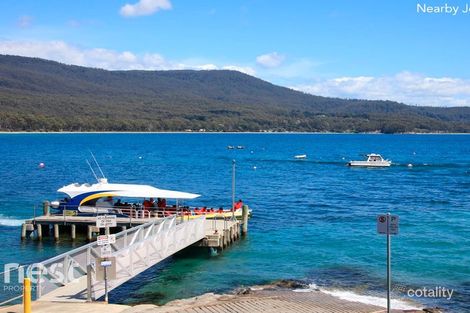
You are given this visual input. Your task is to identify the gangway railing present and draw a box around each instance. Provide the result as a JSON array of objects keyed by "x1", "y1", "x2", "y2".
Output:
[{"x1": 1, "y1": 214, "x2": 206, "y2": 304}]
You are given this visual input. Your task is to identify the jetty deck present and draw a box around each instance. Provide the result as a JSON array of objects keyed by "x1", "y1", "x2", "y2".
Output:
[{"x1": 22, "y1": 211, "x2": 245, "y2": 245}]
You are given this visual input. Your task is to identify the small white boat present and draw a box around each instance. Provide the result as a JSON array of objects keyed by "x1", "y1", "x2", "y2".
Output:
[
  {"x1": 348, "y1": 154, "x2": 391, "y2": 167},
  {"x1": 294, "y1": 154, "x2": 307, "y2": 159}
]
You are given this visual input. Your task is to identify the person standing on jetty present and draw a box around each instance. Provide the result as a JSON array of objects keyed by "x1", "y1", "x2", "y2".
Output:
[{"x1": 234, "y1": 199, "x2": 243, "y2": 210}]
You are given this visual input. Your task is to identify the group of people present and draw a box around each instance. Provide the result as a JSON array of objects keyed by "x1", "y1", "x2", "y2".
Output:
[
  {"x1": 97, "y1": 196, "x2": 243, "y2": 216},
  {"x1": 191, "y1": 199, "x2": 243, "y2": 215},
  {"x1": 193, "y1": 207, "x2": 225, "y2": 214},
  {"x1": 142, "y1": 197, "x2": 167, "y2": 209},
  {"x1": 101, "y1": 197, "x2": 168, "y2": 210}
]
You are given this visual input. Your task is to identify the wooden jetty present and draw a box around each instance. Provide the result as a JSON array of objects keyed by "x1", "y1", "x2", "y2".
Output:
[{"x1": 21, "y1": 204, "x2": 250, "y2": 250}]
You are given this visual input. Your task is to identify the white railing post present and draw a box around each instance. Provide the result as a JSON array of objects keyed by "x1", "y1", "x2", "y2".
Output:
[
  {"x1": 86, "y1": 264, "x2": 92, "y2": 302},
  {"x1": 63, "y1": 255, "x2": 69, "y2": 284},
  {"x1": 36, "y1": 270, "x2": 42, "y2": 299}
]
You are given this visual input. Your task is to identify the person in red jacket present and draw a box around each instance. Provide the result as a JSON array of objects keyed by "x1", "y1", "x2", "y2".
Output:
[{"x1": 234, "y1": 199, "x2": 243, "y2": 210}]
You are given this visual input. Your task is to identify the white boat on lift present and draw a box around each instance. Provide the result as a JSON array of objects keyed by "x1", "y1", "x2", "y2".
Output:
[{"x1": 348, "y1": 154, "x2": 391, "y2": 167}]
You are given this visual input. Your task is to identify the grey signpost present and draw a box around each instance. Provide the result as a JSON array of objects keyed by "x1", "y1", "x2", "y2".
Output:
[
  {"x1": 96, "y1": 233, "x2": 116, "y2": 303},
  {"x1": 101, "y1": 259, "x2": 112, "y2": 303},
  {"x1": 377, "y1": 213, "x2": 399, "y2": 313}
]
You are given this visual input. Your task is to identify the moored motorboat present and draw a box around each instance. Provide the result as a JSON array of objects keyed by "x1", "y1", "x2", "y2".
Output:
[{"x1": 348, "y1": 154, "x2": 391, "y2": 167}]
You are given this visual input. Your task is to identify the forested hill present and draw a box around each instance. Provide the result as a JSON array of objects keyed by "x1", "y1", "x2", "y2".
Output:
[{"x1": 0, "y1": 54, "x2": 469, "y2": 132}]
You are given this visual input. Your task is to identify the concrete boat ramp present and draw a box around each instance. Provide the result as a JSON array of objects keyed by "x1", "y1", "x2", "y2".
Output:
[{"x1": 0, "y1": 289, "x2": 427, "y2": 313}]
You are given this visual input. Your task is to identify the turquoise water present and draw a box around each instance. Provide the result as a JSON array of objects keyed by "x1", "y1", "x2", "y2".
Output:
[{"x1": 0, "y1": 134, "x2": 469, "y2": 311}]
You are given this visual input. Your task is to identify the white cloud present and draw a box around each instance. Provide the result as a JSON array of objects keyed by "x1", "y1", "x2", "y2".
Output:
[
  {"x1": 120, "y1": 0, "x2": 172, "y2": 17},
  {"x1": 222, "y1": 65, "x2": 256, "y2": 76},
  {"x1": 0, "y1": 40, "x2": 165, "y2": 70},
  {"x1": 256, "y1": 52, "x2": 285, "y2": 68},
  {"x1": 0, "y1": 40, "x2": 255, "y2": 75},
  {"x1": 293, "y1": 72, "x2": 470, "y2": 107},
  {"x1": 17, "y1": 15, "x2": 33, "y2": 28},
  {"x1": 194, "y1": 64, "x2": 218, "y2": 70}
]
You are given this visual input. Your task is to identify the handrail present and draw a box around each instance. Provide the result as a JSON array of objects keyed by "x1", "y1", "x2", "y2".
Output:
[
  {"x1": 41, "y1": 215, "x2": 175, "y2": 267},
  {"x1": 0, "y1": 294, "x2": 22, "y2": 306}
]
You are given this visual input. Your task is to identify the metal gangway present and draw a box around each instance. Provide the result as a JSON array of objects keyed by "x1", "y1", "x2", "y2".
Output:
[{"x1": 10, "y1": 215, "x2": 206, "y2": 303}]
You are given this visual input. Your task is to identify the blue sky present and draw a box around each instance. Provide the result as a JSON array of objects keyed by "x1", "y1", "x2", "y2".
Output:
[{"x1": 1, "y1": 0, "x2": 469, "y2": 106}]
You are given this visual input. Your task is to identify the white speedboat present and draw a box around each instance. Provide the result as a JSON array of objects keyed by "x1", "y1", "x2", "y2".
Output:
[
  {"x1": 294, "y1": 154, "x2": 307, "y2": 159},
  {"x1": 348, "y1": 154, "x2": 391, "y2": 167}
]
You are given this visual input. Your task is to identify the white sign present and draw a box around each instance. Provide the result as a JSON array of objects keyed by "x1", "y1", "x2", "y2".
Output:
[
  {"x1": 100, "y1": 244, "x2": 113, "y2": 258},
  {"x1": 377, "y1": 214, "x2": 399, "y2": 235},
  {"x1": 96, "y1": 215, "x2": 117, "y2": 228},
  {"x1": 100, "y1": 260, "x2": 112, "y2": 267},
  {"x1": 97, "y1": 234, "x2": 116, "y2": 246}
]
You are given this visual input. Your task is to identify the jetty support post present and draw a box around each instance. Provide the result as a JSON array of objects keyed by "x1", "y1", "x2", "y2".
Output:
[
  {"x1": 71, "y1": 224, "x2": 76, "y2": 240},
  {"x1": 42, "y1": 201, "x2": 50, "y2": 216},
  {"x1": 21, "y1": 224, "x2": 27, "y2": 240},
  {"x1": 21, "y1": 223, "x2": 34, "y2": 240},
  {"x1": 242, "y1": 205, "x2": 249, "y2": 235},
  {"x1": 36, "y1": 223, "x2": 42, "y2": 240},
  {"x1": 87, "y1": 226, "x2": 93, "y2": 241},
  {"x1": 53, "y1": 224, "x2": 60, "y2": 241}
]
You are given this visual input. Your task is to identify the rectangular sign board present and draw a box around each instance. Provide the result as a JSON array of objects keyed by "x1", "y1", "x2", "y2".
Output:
[
  {"x1": 100, "y1": 244, "x2": 113, "y2": 258},
  {"x1": 97, "y1": 234, "x2": 116, "y2": 246},
  {"x1": 96, "y1": 257, "x2": 116, "y2": 281},
  {"x1": 377, "y1": 214, "x2": 399, "y2": 235},
  {"x1": 96, "y1": 215, "x2": 117, "y2": 228},
  {"x1": 100, "y1": 260, "x2": 112, "y2": 267}
]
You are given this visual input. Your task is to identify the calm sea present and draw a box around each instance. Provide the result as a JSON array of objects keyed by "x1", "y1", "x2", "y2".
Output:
[{"x1": 0, "y1": 134, "x2": 468, "y2": 312}]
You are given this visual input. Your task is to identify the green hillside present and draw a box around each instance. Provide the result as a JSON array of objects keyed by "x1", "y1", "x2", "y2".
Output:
[{"x1": 0, "y1": 55, "x2": 469, "y2": 132}]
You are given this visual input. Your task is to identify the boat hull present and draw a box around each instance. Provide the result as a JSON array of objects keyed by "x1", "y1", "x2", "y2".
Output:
[{"x1": 348, "y1": 161, "x2": 391, "y2": 167}]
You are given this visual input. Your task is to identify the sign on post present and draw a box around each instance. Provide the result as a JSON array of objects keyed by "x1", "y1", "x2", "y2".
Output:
[
  {"x1": 96, "y1": 215, "x2": 117, "y2": 228},
  {"x1": 97, "y1": 234, "x2": 116, "y2": 246},
  {"x1": 96, "y1": 256, "x2": 116, "y2": 304},
  {"x1": 377, "y1": 214, "x2": 399, "y2": 235},
  {"x1": 377, "y1": 213, "x2": 399, "y2": 313}
]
